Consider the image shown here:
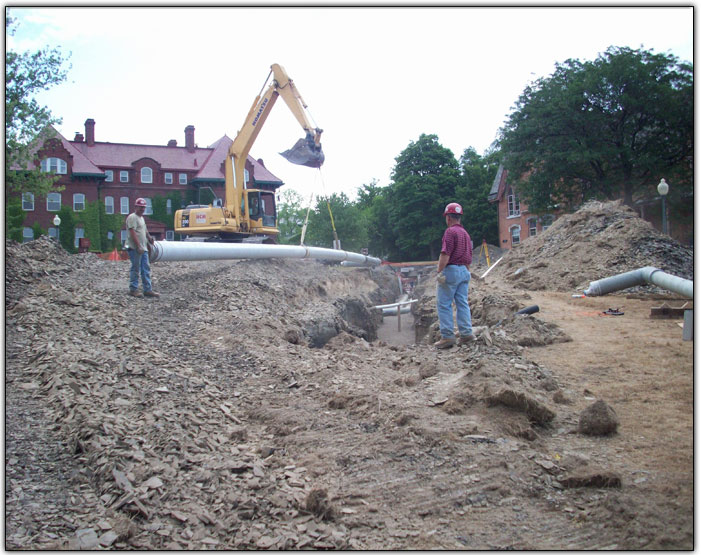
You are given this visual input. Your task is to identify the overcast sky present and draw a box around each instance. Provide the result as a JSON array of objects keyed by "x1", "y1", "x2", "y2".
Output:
[{"x1": 7, "y1": 6, "x2": 693, "y2": 204}]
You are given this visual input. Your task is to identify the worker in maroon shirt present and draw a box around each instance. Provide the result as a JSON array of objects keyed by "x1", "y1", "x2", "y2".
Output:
[{"x1": 434, "y1": 202, "x2": 475, "y2": 349}]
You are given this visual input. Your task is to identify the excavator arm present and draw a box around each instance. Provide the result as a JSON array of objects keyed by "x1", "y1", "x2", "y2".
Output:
[{"x1": 224, "y1": 63, "x2": 324, "y2": 225}]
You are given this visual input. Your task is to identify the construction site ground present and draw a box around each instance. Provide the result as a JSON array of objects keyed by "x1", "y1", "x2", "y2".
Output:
[{"x1": 5, "y1": 200, "x2": 693, "y2": 550}]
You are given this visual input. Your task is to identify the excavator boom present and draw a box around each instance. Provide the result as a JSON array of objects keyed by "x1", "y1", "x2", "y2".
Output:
[{"x1": 174, "y1": 63, "x2": 323, "y2": 242}]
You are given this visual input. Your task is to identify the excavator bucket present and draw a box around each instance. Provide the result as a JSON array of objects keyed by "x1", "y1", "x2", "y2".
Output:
[{"x1": 280, "y1": 136, "x2": 325, "y2": 168}]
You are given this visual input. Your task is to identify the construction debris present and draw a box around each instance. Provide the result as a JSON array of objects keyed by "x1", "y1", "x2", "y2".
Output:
[{"x1": 5, "y1": 197, "x2": 693, "y2": 550}]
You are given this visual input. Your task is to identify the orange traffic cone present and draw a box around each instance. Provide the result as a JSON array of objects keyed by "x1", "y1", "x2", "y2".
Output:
[{"x1": 108, "y1": 248, "x2": 120, "y2": 261}]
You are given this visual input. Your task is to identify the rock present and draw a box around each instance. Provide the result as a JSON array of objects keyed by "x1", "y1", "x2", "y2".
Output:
[
  {"x1": 487, "y1": 388, "x2": 555, "y2": 425},
  {"x1": 284, "y1": 329, "x2": 304, "y2": 345},
  {"x1": 304, "y1": 488, "x2": 336, "y2": 520},
  {"x1": 578, "y1": 400, "x2": 619, "y2": 435}
]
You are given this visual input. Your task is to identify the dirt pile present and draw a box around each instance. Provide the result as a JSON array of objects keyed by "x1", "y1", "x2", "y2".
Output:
[
  {"x1": 487, "y1": 199, "x2": 693, "y2": 292},
  {"x1": 5, "y1": 233, "x2": 693, "y2": 550}
]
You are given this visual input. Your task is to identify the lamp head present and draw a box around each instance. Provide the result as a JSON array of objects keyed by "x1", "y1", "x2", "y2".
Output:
[
  {"x1": 657, "y1": 178, "x2": 669, "y2": 196},
  {"x1": 53, "y1": 215, "x2": 61, "y2": 226}
]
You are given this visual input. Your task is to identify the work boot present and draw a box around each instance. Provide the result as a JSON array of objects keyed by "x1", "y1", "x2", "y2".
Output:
[
  {"x1": 433, "y1": 337, "x2": 455, "y2": 349},
  {"x1": 129, "y1": 289, "x2": 143, "y2": 298},
  {"x1": 457, "y1": 333, "x2": 476, "y2": 345},
  {"x1": 144, "y1": 290, "x2": 160, "y2": 298}
]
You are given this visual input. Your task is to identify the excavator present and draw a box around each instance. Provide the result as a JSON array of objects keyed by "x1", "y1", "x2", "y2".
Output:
[{"x1": 174, "y1": 63, "x2": 324, "y2": 242}]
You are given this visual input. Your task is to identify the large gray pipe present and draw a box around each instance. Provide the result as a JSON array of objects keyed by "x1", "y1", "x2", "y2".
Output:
[
  {"x1": 583, "y1": 266, "x2": 693, "y2": 299},
  {"x1": 149, "y1": 241, "x2": 381, "y2": 267}
]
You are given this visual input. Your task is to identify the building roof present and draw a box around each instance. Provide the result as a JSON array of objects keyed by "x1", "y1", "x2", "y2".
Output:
[
  {"x1": 488, "y1": 164, "x2": 506, "y2": 203},
  {"x1": 15, "y1": 123, "x2": 284, "y2": 187}
]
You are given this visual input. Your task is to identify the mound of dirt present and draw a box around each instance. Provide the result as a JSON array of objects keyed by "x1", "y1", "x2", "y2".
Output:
[
  {"x1": 488, "y1": 200, "x2": 693, "y2": 292},
  {"x1": 5, "y1": 231, "x2": 693, "y2": 550}
]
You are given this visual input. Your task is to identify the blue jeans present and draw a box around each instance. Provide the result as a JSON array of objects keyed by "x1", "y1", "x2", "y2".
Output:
[
  {"x1": 437, "y1": 264, "x2": 472, "y2": 339},
  {"x1": 127, "y1": 248, "x2": 153, "y2": 293}
]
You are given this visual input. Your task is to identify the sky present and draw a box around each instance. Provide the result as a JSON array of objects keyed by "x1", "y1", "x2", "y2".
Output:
[{"x1": 6, "y1": 6, "x2": 693, "y2": 204}]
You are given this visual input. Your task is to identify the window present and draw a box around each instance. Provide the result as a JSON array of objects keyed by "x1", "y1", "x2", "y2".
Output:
[
  {"x1": 528, "y1": 218, "x2": 537, "y2": 237},
  {"x1": 120, "y1": 170, "x2": 129, "y2": 183},
  {"x1": 105, "y1": 170, "x2": 114, "y2": 182},
  {"x1": 507, "y1": 187, "x2": 520, "y2": 217},
  {"x1": 47, "y1": 192, "x2": 61, "y2": 211},
  {"x1": 120, "y1": 196, "x2": 129, "y2": 214},
  {"x1": 105, "y1": 196, "x2": 114, "y2": 214},
  {"x1": 541, "y1": 214, "x2": 554, "y2": 231},
  {"x1": 74, "y1": 227, "x2": 85, "y2": 248},
  {"x1": 144, "y1": 198, "x2": 153, "y2": 215},
  {"x1": 510, "y1": 225, "x2": 521, "y2": 246},
  {"x1": 41, "y1": 157, "x2": 67, "y2": 174},
  {"x1": 166, "y1": 199, "x2": 172, "y2": 215},
  {"x1": 165, "y1": 172, "x2": 173, "y2": 184},
  {"x1": 23, "y1": 227, "x2": 34, "y2": 243},
  {"x1": 166, "y1": 230, "x2": 174, "y2": 241},
  {"x1": 179, "y1": 173, "x2": 187, "y2": 184},
  {"x1": 141, "y1": 167, "x2": 153, "y2": 183},
  {"x1": 22, "y1": 192, "x2": 34, "y2": 211},
  {"x1": 73, "y1": 193, "x2": 86, "y2": 212},
  {"x1": 48, "y1": 227, "x2": 57, "y2": 239},
  {"x1": 107, "y1": 231, "x2": 113, "y2": 240},
  {"x1": 121, "y1": 229, "x2": 128, "y2": 246}
]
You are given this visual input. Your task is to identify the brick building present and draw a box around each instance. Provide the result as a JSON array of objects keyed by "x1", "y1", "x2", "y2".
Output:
[
  {"x1": 13, "y1": 118, "x2": 284, "y2": 248},
  {"x1": 488, "y1": 164, "x2": 691, "y2": 248},
  {"x1": 487, "y1": 164, "x2": 556, "y2": 249}
]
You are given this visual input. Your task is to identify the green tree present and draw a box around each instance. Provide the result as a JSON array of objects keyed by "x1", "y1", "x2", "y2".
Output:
[
  {"x1": 31, "y1": 220, "x2": 45, "y2": 239},
  {"x1": 499, "y1": 46, "x2": 693, "y2": 212},
  {"x1": 305, "y1": 193, "x2": 368, "y2": 253},
  {"x1": 6, "y1": 15, "x2": 71, "y2": 196},
  {"x1": 388, "y1": 134, "x2": 461, "y2": 260},
  {"x1": 356, "y1": 180, "x2": 396, "y2": 260},
  {"x1": 277, "y1": 189, "x2": 307, "y2": 244},
  {"x1": 5, "y1": 196, "x2": 25, "y2": 242},
  {"x1": 56, "y1": 205, "x2": 76, "y2": 253},
  {"x1": 456, "y1": 147, "x2": 499, "y2": 245}
]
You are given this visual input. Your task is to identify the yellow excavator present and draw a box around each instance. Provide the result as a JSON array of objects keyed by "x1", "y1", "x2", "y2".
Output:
[{"x1": 174, "y1": 63, "x2": 324, "y2": 242}]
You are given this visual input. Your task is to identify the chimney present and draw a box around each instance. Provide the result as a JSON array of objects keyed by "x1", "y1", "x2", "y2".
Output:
[
  {"x1": 85, "y1": 118, "x2": 95, "y2": 146},
  {"x1": 167, "y1": 139, "x2": 177, "y2": 147},
  {"x1": 185, "y1": 125, "x2": 195, "y2": 153},
  {"x1": 74, "y1": 132, "x2": 84, "y2": 142},
  {"x1": 257, "y1": 158, "x2": 266, "y2": 168}
]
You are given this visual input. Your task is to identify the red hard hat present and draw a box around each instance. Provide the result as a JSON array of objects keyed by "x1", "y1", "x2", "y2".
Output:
[
  {"x1": 444, "y1": 202, "x2": 463, "y2": 216},
  {"x1": 135, "y1": 198, "x2": 147, "y2": 207}
]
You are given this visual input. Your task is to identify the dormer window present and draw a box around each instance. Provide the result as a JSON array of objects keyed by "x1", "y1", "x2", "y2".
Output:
[
  {"x1": 141, "y1": 167, "x2": 153, "y2": 183},
  {"x1": 41, "y1": 157, "x2": 67, "y2": 174}
]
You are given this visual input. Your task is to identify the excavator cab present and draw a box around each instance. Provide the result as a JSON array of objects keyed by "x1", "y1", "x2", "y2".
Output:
[{"x1": 246, "y1": 190, "x2": 277, "y2": 228}]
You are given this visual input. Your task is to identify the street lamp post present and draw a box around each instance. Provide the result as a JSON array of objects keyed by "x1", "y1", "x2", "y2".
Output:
[
  {"x1": 53, "y1": 214, "x2": 61, "y2": 248},
  {"x1": 657, "y1": 178, "x2": 669, "y2": 235}
]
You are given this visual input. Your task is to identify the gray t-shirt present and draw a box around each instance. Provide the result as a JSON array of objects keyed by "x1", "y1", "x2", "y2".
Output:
[{"x1": 125, "y1": 213, "x2": 148, "y2": 250}]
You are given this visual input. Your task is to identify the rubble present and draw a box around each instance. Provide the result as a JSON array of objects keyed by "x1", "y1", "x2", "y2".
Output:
[
  {"x1": 5, "y1": 219, "x2": 693, "y2": 549},
  {"x1": 486, "y1": 199, "x2": 693, "y2": 292}
]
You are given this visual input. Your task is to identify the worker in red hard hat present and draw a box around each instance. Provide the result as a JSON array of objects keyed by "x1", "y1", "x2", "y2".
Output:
[
  {"x1": 125, "y1": 197, "x2": 159, "y2": 298},
  {"x1": 434, "y1": 202, "x2": 474, "y2": 349}
]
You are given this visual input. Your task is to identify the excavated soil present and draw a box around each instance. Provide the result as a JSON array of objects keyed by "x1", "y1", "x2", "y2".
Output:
[{"x1": 5, "y1": 201, "x2": 693, "y2": 550}]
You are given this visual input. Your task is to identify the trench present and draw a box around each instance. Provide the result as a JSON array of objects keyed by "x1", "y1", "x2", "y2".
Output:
[{"x1": 376, "y1": 310, "x2": 416, "y2": 346}]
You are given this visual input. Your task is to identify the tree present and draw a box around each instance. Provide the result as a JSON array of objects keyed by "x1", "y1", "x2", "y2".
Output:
[
  {"x1": 456, "y1": 147, "x2": 499, "y2": 246},
  {"x1": 56, "y1": 205, "x2": 76, "y2": 253},
  {"x1": 304, "y1": 193, "x2": 368, "y2": 253},
  {"x1": 355, "y1": 180, "x2": 396, "y2": 259},
  {"x1": 388, "y1": 134, "x2": 461, "y2": 260},
  {"x1": 498, "y1": 46, "x2": 693, "y2": 212},
  {"x1": 276, "y1": 189, "x2": 307, "y2": 244},
  {"x1": 5, "y1": 196, "x2": 25, "y2": 242},
  {"x1": 6, "y1": 15, "x2": 71, "y2": 196}
]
